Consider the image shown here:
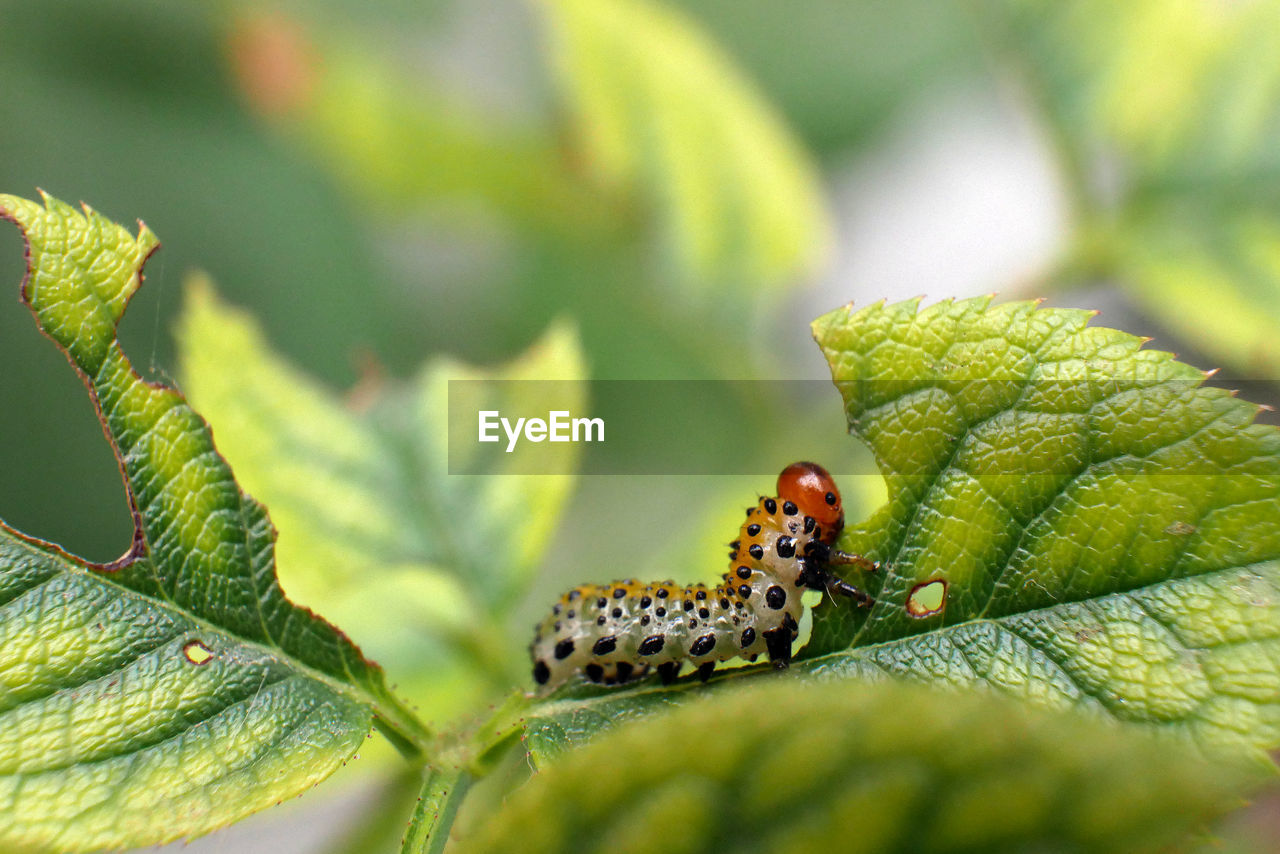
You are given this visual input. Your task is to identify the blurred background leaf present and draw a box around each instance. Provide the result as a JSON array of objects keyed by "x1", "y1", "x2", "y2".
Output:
[
  {"x1": 975, "y1": 0, "x2": 1280, "y2": 377},
  {"x1": 178, "y1": 279, "x2": 583, "y2": 722},
  {"x1": 457, "y1": 679, "x2": 1275, "y2": 854}
]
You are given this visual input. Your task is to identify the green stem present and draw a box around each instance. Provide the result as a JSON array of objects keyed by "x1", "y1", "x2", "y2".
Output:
[
  {"x1": 373, "y1": 695, "x2": 436, "y2": 759},
  {"x1": 401, "y1": 766, "x2": 474, "y2": 854}
]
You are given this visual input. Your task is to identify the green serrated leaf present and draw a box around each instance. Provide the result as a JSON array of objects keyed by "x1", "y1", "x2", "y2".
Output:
[
  {"x1": 978, "y1": 0, "x2": 1280, "y2": 375},
  {"x1": 805, "y1": 297, "x2": 1280, "y2": 751},
  {"x1": 462, "y1": 679, "x2": 1274, "y2": 854},
  {"x1": 177, "y1": 276, "x2": 584, "y2": 720},
  {"x1": 538, "y1": 0, "x2": 830, "y2": 287},
  {"x1": 519, "y1": 296, "x2": 1280, "y2": 762},
  {"x1": 0, "y1": 192, "x2": 427, "y2": 851}
]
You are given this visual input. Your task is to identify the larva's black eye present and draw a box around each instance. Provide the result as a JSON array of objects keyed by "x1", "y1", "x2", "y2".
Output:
[{"x1": 825, "y1": 492, "x2": 837, "y2": 506}]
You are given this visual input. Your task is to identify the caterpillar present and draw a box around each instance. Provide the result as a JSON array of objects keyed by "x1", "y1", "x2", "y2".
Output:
[{"x1": 530, "y1": 462, "x2": 879, "y2": 690}]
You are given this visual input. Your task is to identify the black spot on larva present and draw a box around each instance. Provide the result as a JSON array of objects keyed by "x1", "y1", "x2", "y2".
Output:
[
  {"x1": 613, "y1": 588, "x2": 627, "y2": 599},
  {"x1": 640, "y1": 596, "x2": 652, "y2": 608},
  {"x1": 596, "y1": 597, "x2": 607, "y2": 608},
  {"x1": 615, "y1": 662, "x2": 634, "y2": 682},
  {"x1": 825, "y1": 492, "x2": 837, "y2": 506},
  {"x1": 740, "y1": 627, "x2": 756, "y2": 647},
  {"x1": 749, "y1": 544, "x2": 764, "y2": 560},
  {"x1": 696, "y1": 590, "x2": 707, "y2": 600},
  {"x1": 719, "y1": 597, "x2": 730, "y2": 609},
  {"x1": 764, "y1": 498, "x2": 777, "y2": 514},
  {"x1": 639, "y1": 635, "x2": 665, "y2": 656},
  {"x1": 739, "y1": 584, "x2": 752, "y2": 598},
  {"x1": 657, "y1": 589, "x2": 669, "y2": 599},
  {"x1": 783, "y1": 612, "x2": 799, "y2": 633},
  {"x1": 782, "y1": 500, "x2": 798, "y2": 515},
  {"x1": 745, "y1": 507, "x2": 755, "y2": 518},
  {"x1": 552, "y1": 604, "x2": 562, "y2": 615},
  {"x1": 554, "y1": 620, "x2": 562, "y2": 631},
  {"x1": 656, "y1": 607, "x2": 667, "y2": 617},
  {"x1": 593, "y1": 636, "x2": 617, "y2": 655},
  {"x1": 776, "y1": 537, "x2": 796, "y2": 558},
  {"x1": 641, "y1": 615, "x2": 651, "y2": 626},
  {"x1": 533, "y1": 660, "x2": 550, "y2": 684},
  {"x1": 747, "y1": 523, "x2": 761, "y2": 536},
  {"x1": 554, "y1": 639, "x2": 575, "y2": 659},
  {"x1": 690, "y1": 634, "x2": 716, "y2": 656},
  {"x1": 596, "y1": 615, "x2": 606, "y2": 625},
  {"x1": 803, "y1": 516, "x2": 816, "y2": 534},
  {"x1": 813, "y1": 526, "x2": 822, "y2": 540},
  {"x1": 690, "y1": 619, "x2": 698, "y2": 629},
  {"x1": 683, "y1": 600, "x2": 694, "y2": 612},
  {"x1": 698, "y1": 607, "x2": 710, "y2": 619},
  {"x1": 585, "y1": 663, "x2": 604, "y2": 682},
  {"x1": 737, "y1": 566, "x2": 752, "y2": 580},
  {"x1": 766, "y1": 586, "x2": 786, "y2": 610},
  {"x1": 567, "y1": 610, "x2": 575, "y2": 618},
  {"x1": 568, "y1": 590, "x2": 581, "y2": 600},
  {"x1": 735, "y1": 601, "x2": 745, "y2": 610}
]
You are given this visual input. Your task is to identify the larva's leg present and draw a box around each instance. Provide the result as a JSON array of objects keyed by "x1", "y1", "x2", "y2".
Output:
[
  {"x1": 827, "y1": 578, "x2": 875, "y2": 608},
  {"x1": 829, "y1": 550, "x2": 880, "y2": 573},
  {"x1": 657, "y1": 661, "x2": 680, "y2": 685},
  {"x1": 697, "y1": 662, "x2": 715, "y2": 682},
  {"x1": 764, "y1": 628, "x2": 792, "y2": 670}
]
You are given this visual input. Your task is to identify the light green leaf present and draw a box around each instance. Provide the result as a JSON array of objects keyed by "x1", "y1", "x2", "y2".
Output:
[
  {"x1": 0, "y1": 192, "x2": 427, "y2": 851},
  {"x1": 979, "y1": 0, "x2": 1280, "y2": 375},
  {"x1": 177, "y1": 277, "x2": 584, "y2": 720},
  {"x1": 520, "y1": 297, "x2": 1280, "y2": 762},
  {"x1": 806, "y1": 297, "x2": 1280, "y2": 750},
  {"x1": 463, "y1": 679, "x2": 1274, "y2": 854},
  {"x1": 250, "y1": 20, "x2": 600, "y2": 240},
  {"x1": 537, "y1": 0, "x2": 830, "y2": 287}
]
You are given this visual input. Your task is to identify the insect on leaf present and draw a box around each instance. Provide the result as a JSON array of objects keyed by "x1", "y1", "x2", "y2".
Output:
[{"x1": 521, "y1": 297, "x2": 1280, "y2": 763}]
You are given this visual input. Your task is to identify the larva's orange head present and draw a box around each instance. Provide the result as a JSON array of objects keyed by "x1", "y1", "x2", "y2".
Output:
[{"x1": 777, "y1": 461, "x2": 843, "y2": 542}]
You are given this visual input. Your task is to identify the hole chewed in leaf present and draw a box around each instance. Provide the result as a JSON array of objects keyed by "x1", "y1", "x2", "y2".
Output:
[
  {"x1": 906, "y1": 580, "x2": 946, "y2": 618},
  {"x1": 183, "y1": 640, "x2": 214, "y2": 666}
]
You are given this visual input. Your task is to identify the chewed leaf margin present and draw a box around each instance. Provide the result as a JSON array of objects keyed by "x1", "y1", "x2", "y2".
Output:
[{"x1": 0, "y1": 192, "x2": 430, "y2": 850}]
